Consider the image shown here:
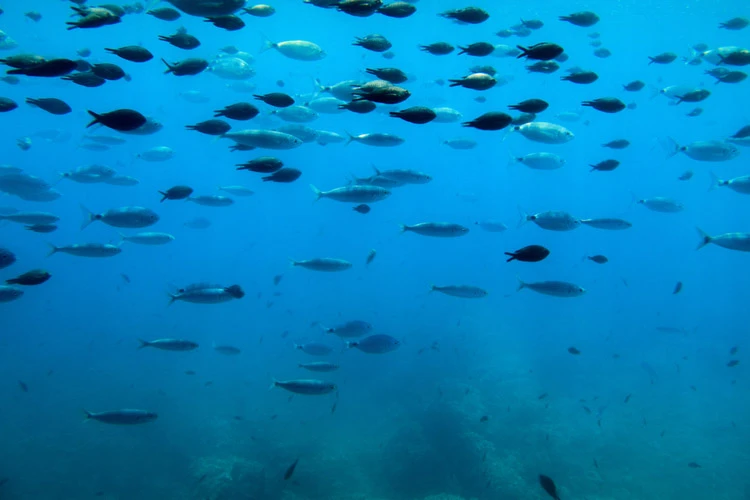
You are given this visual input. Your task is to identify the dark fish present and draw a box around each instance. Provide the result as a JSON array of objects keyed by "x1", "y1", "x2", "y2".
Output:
[
  {"x1": 538, "y1": 393, "x2": 548, "y2": 400},
  {"x1": 568, "y1": 346, "x2": 581, "y2": 355},
  {"x1": 593, "y1": 458, "x2": 599, "y2": 469},
  {"x1": 509, "y1": 98, "x2": 548, "y2": 113},
  {"x1": 479, "y1": 415, "x2": 489, "y2": 422},
  {"x1": 589, "y1": 159, "x2": 620, "y2": 172},
  {"x1": 539, "y1": 474, "x2": 561, "y2": 500},
  {"x1": 91, "y1": 63, "x2": 126, "y2": 81},
  {"x1": 673, "y1": 282, "x2": 683, "y2": 294},
  {"x1": 419, "y1": 42, "x2": 454, "y2": 55},
  {"x1": 25, "y1": 223, "x2": 57, "y2": 233},
  {"x1": 84, "y1": 409, "x2": 157, "y2": 425},
  {"x1": 158, "y1": 33, "x2": 201, "y2": 50},
  {"x1": 439, "y1": 7, "x2": 489, "y2": 24},
  {"x1": 214, "y1": 102, "x2": 259, "y2": 120},
  {"x1": 389, "y1": 106, "x2": 436, "y2": 124},
  {"x1": 678, "y1": 170, "x2": 693, "y2": 181},
  {"x1": 120, "y1": 274, "x2": 130, "y2": 284},
  {"x1": 6, "y1": 59, "x2": 77, "y2": 77},
  {"x1": 623, "y1": 80, "x2": 645, "y2": 91},
  {"x1": 105, "y1": 46, "x2": 153, "y2": 63},
  {"x1": 262, "y1": 168, "x2": 301, "y2": 183},
  {"x1": 463, "y1": 112, "x2": 512, "y2": 131},
  {"x1": 186, "y1": 119, "x2": 231, "y2": 135},
  {"x1": 284, "y1": 459, "x2": 299, "y2": 480},
  {"x1": 602, "y1": 139, "x2": 630, "y2": 149},
  {"x1": 6, "y1": 269, "x2": 51, "y2": 286},
  {"x1": 623, "y1": 393, "x2": 631, "y2": 403},
  {"x1": 237, "y1": 156, "x2": 283, "y2": 173},
  {"x1": 254, "y1": 92, "x2": 295, "y2": 107},
  {"x1": 648, "y1": 52, "x2": 678, "y2": 65},
  {"x1": 273, "y1": 274, "x2": 283, "y2": 285},
  {"x1": 331, "y1": 402, "x2": 337, "y2": 413},
  {"x1": 63, "y1": 72, "x2": 106, "y2": 88},
  {"x1": 204, "y1": 14, "x2": 245, "y2": 31},
  {"x1": 587, "y1": 255, "x2": 608, "y2": 264},
  {"x1": 527, "y1": 61, "x2": 560, "y2": 73},
  {"x1": 687, "y1": 462, "x2": 702, "y2": 468},
  {"x1": 185, "y1": 370, "x2": 196, "y2": 375},
  {"x1": 366, "y1": 67, "x2": 407, "y2": 84},
  {"x1": 582, "y1": 97, "x2": 625, "y2": 113},
  {"x1": 727, "y1": 360, "x2": 740, "y2": 367},
  {"x1": 25, "y1": 98, "x2": 72, "y2": 115},
  {"x1": 560, "y1": 11, "x2": 600, "y2": 27},
  {"x1": 458, "y1": 42, "x2": 495, "y2": 57},
  {"x1": 0, "y1": 98, "x2": 19, "y2": 112},
  {"x1": 366, "y1": 249, "x2": 377, "y2": 265},
  {"x1": 162, "y1": 57, "x2": 207, "y2": 75},
  {"x1": 353, "y1": 204, "x2": 371, "y2": 214},
  {"x1": 18, "y1": 380, "x2": 28, "y2": 392},
  {"x1": 729, "y1": 346, "x2": 739, "y2": 355},
  {"x1": 87, "y1": 109, "x2": 146, "y2": 131},
  {"x1": 138, "y1": 338, "x2": 199, "y2": 351},
  {"x1": 147, "y1": 7, "x2": 181, "y2": 20},
  {"x1": 516, "y1": 43, "x2": 564, "y2": 61},
  {"x1": 159, "y1": 185, "x2": 193, "y2": 202},
  {"x1": 505, "y1": 245, "x2": 549, "y2": 263}
]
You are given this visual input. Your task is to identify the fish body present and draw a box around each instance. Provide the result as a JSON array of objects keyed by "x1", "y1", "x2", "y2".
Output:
[
  {"x1": 0, "y1": 211, "x2": 59, "y2": 225},
  {"x1": 213, "y1": 344, "x2": 241, "y2": 355},
  {"x1": 222, "y1": 129, "x2": 302, "y2": 149},
  {"x1": 520, "y1": 210, "x2": 580, "y2": 231},
  {"x1": 138, "y1": 339, "x2": 198, "y2": 351},
  {"x1": 84, "y1": 409, "x2": 157, "y2": 425},
  {"x1": 187, "y1": 195, "x2": 234, "y2": 207},
  {"x1": 347, "y1": 334, "x2": 400, "y2": 354},
  {"x1": 347, "y1": 132, "x2": 405, "y2": 147},
  {"x1": 0, "y1": 285, "x2": 23, "y2": 302},
  {"x1": 295, "y1": 342, "x2": 333, "y2": 355},
  {"x1": 311, "y1": 184, "x2": 391, "y2": 203},
  {"x1": 668, "y1": 139, "x2": 740, "y2": 162},
  {"x1": 637, "y1": 197, "x2": 684, "y2": 213},
  {"x1": 401, "y1": 222, "x2": 469, "y2": 237},
  {"x1": 476, "y1": 220, "x2": 507, "y2": 232},
  {"x1": 138, "y1": 146, "x2": 175, "y2": 162},
  {"x1": 710, "y1": 173, "x2": 750, "y2": 194},
  {"x1": 291, "y1": 258, "x2": 352, "y2": 272},
  {"x1": 323, "y1": 320, "x2": 373, "y2": 337},
  {"x1": 81, "y1": 205, "x2": 159, "y2": 230},
  {"x1": 48, "y1": 243, "x2": 121, "y2": 258},
  {"x1": 271, "y1": 378, "x2": 336, "y2": 394},
  {"x1": 430, "y1": 284, "x2": 488, "y2": 298},
  {"x1": 265, "y1": 40, "x2": 325, "y2": 61},
  {"x1": 513, "y1": 152, "x2": 565, "y2": 170},
  {"x1": 170, "y1": 283, "x2": 245, "y2": 304},
  {"x1": 518, "y1": 278, "x2": 586, "y2": 297},
  {"x1": 580, "y1": 217, "x2": 632, "y2": 230},
  {"x1": 514, "y1": 122, "x2": 574, "y2": 144},
  {"x1": 120, "y1": 232, "x2": 175, "y2": 245},
  {"x1": 696, "y1": 228, "x2": 750, "y2": 252},
  {"x1": 298, "y1": 361, "x2": 339, "y2": 372}
]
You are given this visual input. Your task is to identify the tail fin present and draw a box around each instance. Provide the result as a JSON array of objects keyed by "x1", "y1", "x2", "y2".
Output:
[
  {"x1": 137, "y1": 339, "x2": 150, "y2": 349},
  {"x1": 82, "y1": 409, "x2": 93, "y2": 421},
  {"x1": 515, "y1": 45, "x2": 528, "y2": 59},
  {"x1": 288, "y1": 258, "x2": 298, "y2": 267},
  {"x1": 516, "y1": 276, "x2": 526, "y2": 291},
  {"x1": 708, "y1": 172, "x2": 723, "y2": 191},
  {"x1": 696, "y1": 227, "x2": 712, "y2": 250},
  {"x1": 309, "y1": 184, "x2": 323, "y2": 201},
  {"x1": 86, "y1": 110, "x2": 101, "y2": 128},
  {"x1": 429, "y1": 284, "x2": 437, "y2": 293},
  {"x1": 79, "y1": 204, "x2": 95, "y2": 230},
  {"x1": 399, "y1": 224, "x2": 409, "y2": 233},
  {"x1": 664, "y1": 137, "x2": 681, "y2": 159},
  {"x1": 46, "y1": 243, "x2": 59, "y2": 257},
  {"x1": 345, "y1": 132, "x2": 355, "y2": 146},
  {"x1": 161, "y1": 58, "x2": 173, "y2": 74},
  {"x1": 268, "y1": 377, "x2": 278, "y2": 390},
  {"x1": 259, "y1": 33, "x2": 275, "y2": 54},
  {"x1": 516, "y1": 206, "x2": 530, "y2": 228}
]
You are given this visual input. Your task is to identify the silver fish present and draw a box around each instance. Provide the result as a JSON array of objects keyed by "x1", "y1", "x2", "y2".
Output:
[
  {"x1": 401, "y1": 222, "x2": 469, "y2": 237},
  {"x1": 48, "y1": 243, "x2": 121, "y2": 258},
  {"x1": 430, "y1": 284, "x2": 488, "y2": 298},
  {"x1": 298, "y1": 361, "x2": 340, "y2": 372},
  {"x1": 80, "y1": 205, "x2": 159, "y2": 230},
  {"x1": 696, "y1": 228, "x2": 750, "y2": 252},
  {"x1": 580, "y1": 218, "x2": 632, "y2": 230},
  {"x1": 138, "y1": 338, "x2": 198, "y2": 351},
  {"x1": 517, "y1": 278, "x2": 586, "y2": 297},
  {"x1": 84, "y1": 409, "x2": 157, "y2": 425},
  {"x1": 270, "y1": 378, "x2": 336, "y2": 395},
  {"x1": 290, "y1": 258, "x2": 352, "y2": 272},
  {"x1": 311, "y1": 184, "x2": 391, "y2": 203}
]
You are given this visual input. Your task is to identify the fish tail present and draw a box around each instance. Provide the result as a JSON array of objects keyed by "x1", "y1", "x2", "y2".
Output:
[
  {"x1": 85, "y1": 110, "x2": 101, "y2": 128},
  {"x1": 161, "y1": 58, "x2": 173, "y2": 74},
  {"x1": 516, "y1": 276, "x2": 526, "y2": 291},
  {"x1": 158, "y1": 191, "x2": 168, "y2": 202},
  {"x1": 516, "y1": 205, "x2": 529, "y2": 228},
  {"x1": 708, "y1": 172, "x2": 722, "y2": 191},
  {"x1": 309, "y1": 184, "x2": 323, "y2": 201},
  {"x1": 259, "y1": 32, "x2": 275, "y2": 54},
  {"x1": 505, "y1": 252, "x2": 516, "y2": 262},
  {"x1": 268, "y1": 377, "x2": 278, "y2": 390},
  {"x1": 695, "y1": 227, "x2": 712, "y2": 250},
  {"x1": 345, "y1": 131, "x2": 355, "y2": 146},
  {"x1": 288, "y1": 258, "x2": 298, "y2": 267},
  {"x1": 137, "y1": 339, "x2": 150, "y2": 349},
  {"x1": 515, "y1": 45, "x2": 528, "y2": 59},
  {"x1": 79, "y1": 204, "x2": 94, "y2": 230},
  {"x1": 399, "y1": 224, "x2": 409, "y2": 233},
  {"x1": 82, "y1": 409, "x2": 93, "y2": 421},
  {"x1": 46, "y1": 243, "x2": 58, "y2": 257}
]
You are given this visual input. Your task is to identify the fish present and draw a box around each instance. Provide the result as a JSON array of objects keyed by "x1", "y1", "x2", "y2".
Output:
[
  {"x1": 517, "y1": 278, "x2": 586, "y2": 297},
  {"x1": 321, "y1": 320, "x2": 373, "y2": 338},
  {"x1": 138, "y1": 339, "x2": 199, "y2": 351},
  {"x1": 295, "y1": 342, "x2": 333, "y2": 356},
  {"x1": 298, "y1": 361, "x2": 340, "y2": 372},
  {"x1": 213, "y1": 343, "x2": 241, "y2": 355},
  {"x1": 673, "y1": 282, "x2": 683, "y2": 294},
  {"x1": 18, "y1": 380, "x2": 28, "y2": 392},
  {"x1": 284, "y1": 459, "x2": 299, "y2": 480},
  {"x1": 169, "y1": 284, "x2": 245, "y2": 304},
  {"x1": 430, "y1": 285, "x2": 488, "y2": 298},
  {"x1": 538, "y1": 474, "x2": 561, "y2": 500},
  {"x1": 290, "y1": 257, "x2": 352, "y2": 272},
  {"x1": 347, "y1": 334, "x2": 400, "y2": 354},
  {"x1": 400, "y1": 222, "x2": 469, "y2": 237},
  {"x1": 270, "y1": 378, "x2": 337, "y2": 395},
  {"x1": 84, "y1": 409, "x2": 158, "y2": 425}
]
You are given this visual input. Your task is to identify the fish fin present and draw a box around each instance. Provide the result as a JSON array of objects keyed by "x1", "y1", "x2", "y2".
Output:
[
  {"x1": 82, "y1": 409, "x2": 93, "y2": 422},
  {"x1": 398, "y1": 224, "x2": 408, "y2": 233},
  {"x1": 708, "y1": 172, "x2": 721, "y2": 191},
  {"x1": 663, "y1": 137, "x2": 681, "y2": 159},
  {"x1": 695, "y1": 227, "x2": 712, "y2": 250},
  {"x1": 309, "y1": 184, "x2": 322, "y2": 201},
  {"x1": 345, "y1": 131, "x2": 354, "y2": 146},
  {"x1": 516, "y1": 276, "x2": 526, "y2": 291},
  {"x1": 79, "y1": 204, "x2": 94, "y2": 230},
  {"x1": 505, "y1": 252, "x2": 516, "y2": 263},
  {"x1": 137, "y1": 339, "x2": 150, "y2": 349},
  {"x1": 161, "y1": 58, "x2": 174, "y2": 74},
  {"x1": 268, "y1": 377, "x2": 278, "y2": 390},
  {"x1": 85, "y1": 110, "x2": 101, "y2": 128},
  {"x1": 288, "y1": 258, "x2": 298, "y2": 267},
  {"x1": 516, "y1": 206, "x2": 529, "y2": 228},
  {"x1": 429, "y1": 284, "x2": 436, "y2": 293},
  {"x1": 259, "y1": 32, "x2": 275, "y2": 54},
  {"x1": 46, "y1": 243, "x2": 58, "y2": 257}
]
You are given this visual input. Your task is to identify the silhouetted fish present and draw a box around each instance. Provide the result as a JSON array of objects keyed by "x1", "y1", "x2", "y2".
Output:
[{"x1": 539, "y1": 474, "x2": 561, "y2": 499}]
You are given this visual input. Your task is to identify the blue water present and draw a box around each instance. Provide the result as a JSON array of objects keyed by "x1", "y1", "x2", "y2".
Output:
[{"x1": 1, "y1": 1, "x2": 749, "y2": 499}]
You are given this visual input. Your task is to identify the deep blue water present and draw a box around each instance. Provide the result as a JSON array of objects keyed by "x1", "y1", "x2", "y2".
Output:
[{"x1": 0, "y1": 0, "x2": 749, "y2": 499}]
